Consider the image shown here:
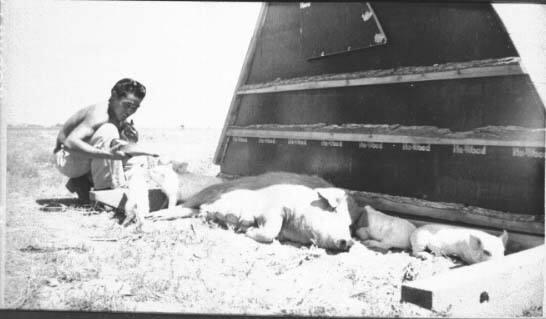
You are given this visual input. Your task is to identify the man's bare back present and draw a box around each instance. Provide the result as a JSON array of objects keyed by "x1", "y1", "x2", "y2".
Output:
[
  {"x1": 53, "y1": 78, "x2": 146, "y2": 200},
  {"x1": 55, "y1": 102, "x2": 111, "y2": 154},
  {"x1": 55, "y1": 94, "x2": 142, "y2": 161}
]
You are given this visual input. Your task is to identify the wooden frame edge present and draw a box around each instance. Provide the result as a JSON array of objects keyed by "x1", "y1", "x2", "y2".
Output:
[
  {"x1": 213, "y1": 3, "x2": 269, "y2": 165},
  {"x1": 400, "y1": 245, "x2": 544, "y2": 316}
]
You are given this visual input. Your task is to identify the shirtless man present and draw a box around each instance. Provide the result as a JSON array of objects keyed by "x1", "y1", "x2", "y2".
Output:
[{"x1": 53, "y1": 78, "x2": 146, "y2": 202}]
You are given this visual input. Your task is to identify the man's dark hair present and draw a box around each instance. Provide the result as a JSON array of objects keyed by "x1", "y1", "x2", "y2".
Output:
[{"x1": 112, "y1": 78, "x2": 146, "y2": 99}]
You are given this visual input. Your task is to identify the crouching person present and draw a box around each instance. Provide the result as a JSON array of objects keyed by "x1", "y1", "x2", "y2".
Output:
[{"x1": 53, "y1": 78, "x2": 146, "y2": 203}]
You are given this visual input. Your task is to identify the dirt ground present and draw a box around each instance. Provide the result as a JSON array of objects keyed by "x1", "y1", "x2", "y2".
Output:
[{"x1": 4, "y1": 127, "x2": 542, "y2": 317}]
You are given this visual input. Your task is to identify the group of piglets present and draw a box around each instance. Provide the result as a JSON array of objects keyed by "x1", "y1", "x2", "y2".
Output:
[
  {"x1": 355, "y1": 205, "x2": 509, "y2": 264},
  {"x1": 122, "y1": 157, "x2": 509, "y2": 266}
]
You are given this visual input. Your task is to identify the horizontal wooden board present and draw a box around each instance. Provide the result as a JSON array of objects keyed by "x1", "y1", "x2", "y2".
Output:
[
  {"x1": 350, "y1": 190, "x2": 544, "y2": 235},
  {"x1": 238, "y1": 60, "x2": 524, "y2": 94},
  {"x1": 226, "y1": 126, "x2": 545, "y2": 148},
  {"x1": 401, "y1": 245, "x2": 544, "y2": 316}
]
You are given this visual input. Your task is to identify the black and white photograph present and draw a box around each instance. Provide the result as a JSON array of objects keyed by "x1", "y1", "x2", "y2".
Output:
[{"x1": 1, "y1": 1, "x2": 545, "y2": 317}]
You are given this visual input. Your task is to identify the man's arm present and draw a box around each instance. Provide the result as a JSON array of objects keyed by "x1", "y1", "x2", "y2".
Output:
[
  {"x1": 63, "y1": 109, "x2": 127, "y2": 160},
  {"x1": 53, "y1": 130, "x2": 66, "y2": 153}
]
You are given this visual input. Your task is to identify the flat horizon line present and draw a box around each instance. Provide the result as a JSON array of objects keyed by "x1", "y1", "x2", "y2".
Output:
[{"x1": 7, "y1": 123, "x2": 222, "y2": 130}]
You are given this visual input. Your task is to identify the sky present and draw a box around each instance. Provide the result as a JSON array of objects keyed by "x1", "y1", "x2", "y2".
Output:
[
  {"x1": 492, "y1": 4, "x2": 546, "y2": 108},
  {"x1": 3, "y1": 2, "x2": 545, "y2": 129},
  {"x1": 4, "y1": 0, "x2": 261, "y2": 128}
]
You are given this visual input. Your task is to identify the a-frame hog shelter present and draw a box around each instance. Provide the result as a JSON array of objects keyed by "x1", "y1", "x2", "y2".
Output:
[{"x1": 214, "y1": 2, "x2": 546, "y2": 239}]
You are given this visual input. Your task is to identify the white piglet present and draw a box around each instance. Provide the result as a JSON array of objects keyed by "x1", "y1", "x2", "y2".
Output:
[
  {"x1": 123, "y1": 163, "x2": 150, "y2": 229},
  {"x1": 410, "y1": 224, "x2": 509, "y2": 264},
  {"x1": 354, "y1": 205, "x2": 416, "y2": 250},
  {"x1": 148, "y1": 159, "x2": 188, "y2": 209},
  {"x1": 148, "y1": 158, "x2": 222, "y2": 209}
]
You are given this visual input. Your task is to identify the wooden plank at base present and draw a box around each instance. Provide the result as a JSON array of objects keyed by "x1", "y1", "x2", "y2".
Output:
[
  {"x1": 89, "y1": 188, "x2": 167, "y2": 212},
  {"x1": 401, "y1": 245, "x2": 544, "y2": 317},
  {"x1": 350, "y1": 191, "x2": 544, "y2": 235}
]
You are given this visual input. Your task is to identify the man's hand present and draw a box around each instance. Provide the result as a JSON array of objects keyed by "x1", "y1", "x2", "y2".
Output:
[
  {"x1": 121, "y1": 120, "x2": 139, "y2": 143},
  {"x1": 109, "y1": 139, "x2": 132, "y2": 161}
]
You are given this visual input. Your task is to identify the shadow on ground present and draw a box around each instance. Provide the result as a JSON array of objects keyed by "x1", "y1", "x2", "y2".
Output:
[
  {"x1": 36, "y1": 197, "x2": 130, "y2": 225},
  {"x1": 36, "y1": 197, "x2": 89, "y2": 210}
]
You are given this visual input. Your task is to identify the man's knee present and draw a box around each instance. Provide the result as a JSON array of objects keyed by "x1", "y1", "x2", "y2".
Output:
[
  {"x1": 90, "y1": 123, "x2": 120, "y2": 148},
  {"x1": 94, "y1": 123, "x2": 119, "y2": 139}
]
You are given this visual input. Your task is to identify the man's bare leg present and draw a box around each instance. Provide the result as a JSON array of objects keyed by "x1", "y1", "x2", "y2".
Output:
[
  {"x1": 89, "y1": 123, "x2": 127, "y2": 190},
  {"x1": 65, "y1": 173, "x2": 93, "y2": 203}
]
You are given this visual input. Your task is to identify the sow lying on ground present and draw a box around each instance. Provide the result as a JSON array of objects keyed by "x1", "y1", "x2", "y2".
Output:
[{"x1": 148, "y1": 169, "x2": 358, "y2": 251}]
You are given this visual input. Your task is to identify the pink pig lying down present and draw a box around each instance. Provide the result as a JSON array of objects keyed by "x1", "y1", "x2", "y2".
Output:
[
  {"x1": 410, "y1": 224, "x2": 509, "y2": 264},
  {"x1": 147, "y1": 169, "x2": 362, "y2": 225},
  {"x1": 147, "y1": 171, "x2": 358, "y2": 251},
  {"x1": 199, "y1": 184, "x2": 355, "y2": 251}
]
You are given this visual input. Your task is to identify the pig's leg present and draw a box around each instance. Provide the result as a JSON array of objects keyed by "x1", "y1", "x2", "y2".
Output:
[
  {"x1": 410, "y1": 230, "x2": 434, "y2": 259},
  {"x1": 413, "y1": 251, "x2": 433, "y2": 260},
  {"x1": 355, "y1": 227, "x2": 371, "y2": 240},
  {"x1": 245, "y1": 215, "x2": 283, "y2": 244},
  {"x1": 167, "y1": 192, "x2": 177, "y2": 209},
  {"x1": 411, "y1": 241, "x2": 434, "y2": 260},
  {"x1": 363, "y1": 239, "x2": 393, "y2": 251},
  {"x1": 122, "y1": 209, "x2": 136, "y2": 227},
  {"x1": 356, "y1": 228, "x2": 393, "y2": 250},
  {"x1": 147, "y1": 206, "x2": 199, "y2": 221}
]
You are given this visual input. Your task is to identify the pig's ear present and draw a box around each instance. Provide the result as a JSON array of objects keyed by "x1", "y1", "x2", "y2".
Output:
[
  {"x1": 172, "y1": 161, "x2": 188, "y2": 174},
  {"x1": 316, "y1": 188, "x2": 345, "y2": 209},
  {"x1": 469, "y1": 235, "x2": 483, "y2": 251},
  {"x1": 499, "y1": 230, "x2": 509, "y2": 247}
]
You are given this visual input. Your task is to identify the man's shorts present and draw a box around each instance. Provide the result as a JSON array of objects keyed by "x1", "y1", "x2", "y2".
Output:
[
  {"x1": 54, "y1": 123, "x2": 127, "y2": 189},
  {"x1": 55, "y1": 148, "x2": 92, "y2": 178}
]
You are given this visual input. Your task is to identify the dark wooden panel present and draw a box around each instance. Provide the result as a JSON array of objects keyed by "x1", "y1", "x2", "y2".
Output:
[
  {"x1": 236, "y1": 75, "x2": 545, "y2": 130},
  {"x1": 221, "y1": 141, "x2": 545, "y2": 216},
  {"x1": 219, "y1": 2, "x2": 543, "y2": 222},
  {"x1": 301, "y1": 3, "x2": 387, "y2": 59},
  {"x1": 221, "y1": 139, "x2": 253, "y2": 176},
  {"x1": 247, "y1": 2, "x2": 518, "y2": 84},
  {"x1": 434, "y1": 145, "x2": 545, "y2": 214}
]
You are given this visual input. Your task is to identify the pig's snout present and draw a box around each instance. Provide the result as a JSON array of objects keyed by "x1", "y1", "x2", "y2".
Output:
[{"x1": 337, "y1": 239, "x2": 354, "y2": 251}]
